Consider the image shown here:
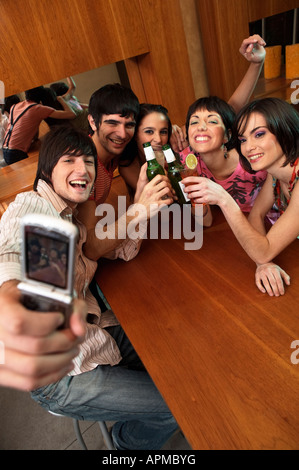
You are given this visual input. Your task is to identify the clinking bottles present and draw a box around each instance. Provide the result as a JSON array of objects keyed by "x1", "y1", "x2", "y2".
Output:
[
  {"x1": 143, "y1": 142, "x2": 165, "y2": 181},
  {"x1": 162, "y1": 144, "x2": 189, "y2": 205}
]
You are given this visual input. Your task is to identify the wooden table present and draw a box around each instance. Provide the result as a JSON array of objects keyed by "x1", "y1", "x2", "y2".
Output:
[
  {"x1": 0, "y1": 159, "x2": 38, "y2": 212},
  {"x1": 0, "y1": 121, "x2": 49, "y2": 212},
  {"x1": 96, "y1": 207, "x2": 299, "y2": 450}
]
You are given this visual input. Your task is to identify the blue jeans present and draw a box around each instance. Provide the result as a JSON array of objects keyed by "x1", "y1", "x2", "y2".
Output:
[{"x1": 31, "y1": 325, "x2": 178, "y2": 450}]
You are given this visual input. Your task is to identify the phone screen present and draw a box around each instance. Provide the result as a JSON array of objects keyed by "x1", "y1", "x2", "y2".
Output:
[{"x1": 25, "y1": 227, "x2": 69, "y2": 289}]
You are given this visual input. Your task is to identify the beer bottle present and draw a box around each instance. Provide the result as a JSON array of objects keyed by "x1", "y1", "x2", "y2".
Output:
[
  {"x1": 162, "y1": 144, "x2": 189, "y2": 205},
  {"x1": 143, "y1": 142, "x2": 165, "y2": 181}
]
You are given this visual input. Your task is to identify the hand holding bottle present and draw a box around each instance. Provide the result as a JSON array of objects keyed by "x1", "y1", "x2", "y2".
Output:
[
  {"x1": 135, "y1": 167, "x2": 174, "y2": 217},
  {"x1": 162, "y1": 144, "x2": 189, "y2": 205},
  {"x1": 143, "y1": 142, "x2": 165, "y2": 179}
]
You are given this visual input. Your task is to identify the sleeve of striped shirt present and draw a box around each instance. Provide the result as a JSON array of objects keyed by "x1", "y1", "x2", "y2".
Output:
[
  {"x1": 0, "y1": 192, "x2": 58, "y2": 286},
  {"x1": 104, "y1": 237, "x2": 143, "y2": 261}
]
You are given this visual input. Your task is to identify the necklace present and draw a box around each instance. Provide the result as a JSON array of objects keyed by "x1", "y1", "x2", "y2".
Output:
[
  {"x1": 288, "y1": 157, "x2": 299, "y2": 194},
  {"x1": 274, "y1": 157, "x2": 299, "y2": 213}
]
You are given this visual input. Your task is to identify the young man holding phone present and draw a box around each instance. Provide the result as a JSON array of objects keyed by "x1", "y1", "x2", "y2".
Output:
[{"x1": 0, "y1": 126, "x2": 177, "y2": 450}]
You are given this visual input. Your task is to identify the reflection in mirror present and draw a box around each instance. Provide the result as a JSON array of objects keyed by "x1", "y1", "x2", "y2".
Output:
[
  {"x1": 44, "y1": 62, "x2": 124, "y2": 105},
  {"x1": 0, "y1": 61, "x2": 130, "y2": 167}
]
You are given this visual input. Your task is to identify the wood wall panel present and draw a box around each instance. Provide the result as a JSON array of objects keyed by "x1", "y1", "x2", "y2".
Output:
[
  {"x1": 196, "y1": 0, "x2": 249, "y2": 101},
  {"x1": 133, "y1": 0, "x2": 195, "y2": 125},
  {"x1": 125, "y1": 54, "x2": 162, "y2": 105},
  {"x1": 248, "y1": 0, "x2": 299, "y2": 22},
  {"x1": 196, "y1": 0, "x2": 298, "y2": 101},
  {"x1": 0, "y1": 0, "x2": 149, "y2": 95},
  {"x1": 0, "y1": 0, "x2": 195, "y2": 127},
  {"x1": 179, "y1": 0, "x2": 209, "y2": 99}
]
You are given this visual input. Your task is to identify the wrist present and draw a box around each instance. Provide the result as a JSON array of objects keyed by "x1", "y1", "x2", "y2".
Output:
[
  {"x1": 219, "y1": 192, "x2": 240, "y2": 214},
  {"x1": 134, "y1": 181, "x2": 146, "y2": 204},
  {"x1": 250, "y1": 59, "x2": 264, "y2": 68}
]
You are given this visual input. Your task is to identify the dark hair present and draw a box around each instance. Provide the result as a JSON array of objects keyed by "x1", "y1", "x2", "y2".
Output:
[
  {"x1": 233, "y1": 98, "x2": 299, "y2": 173},
  {"x1": 33, "y1": 126, "x2": 97, "y2": 190},
  {"x1": 40, "y1": 87, "x2": 68, "y2": 128},
  {"x1": 50, "y1": 82, "x2": 69, "y2": 96},
  {"x1": 120, "y1": 103, "x2": 172, "y2": 167},
  {"x1": 25, "y1": 86, "x2": 45, "y2": 103},
  {"x1": 136, "y1": 103, "x2": 172, "y2": 138},
  {"x1": 29, "y1": 238, "x2": 41, "y2": 248},
  {"x1": 88, "y1": 83, "x2": 140, "y2": 132},
  {"x1": 2, "y1": 94, "x2": 20, "y2": 114},
  {"x1": 40, "y1": 87, "x2": 59, "y2": 108},
  {"x1": 185, "y1": 96, "x2": 236, "y2": 149}
]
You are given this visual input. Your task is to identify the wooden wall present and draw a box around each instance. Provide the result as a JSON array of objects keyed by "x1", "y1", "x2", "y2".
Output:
[
  {"x1": 1, "y1": 0, "x2": 296, "y2": 125},
  {"x1": 0, "y1": 0, "x2": 195, "y2": 126},
  {"x1": 0, "y1": 0, "x2": 148, "y2": 92}
]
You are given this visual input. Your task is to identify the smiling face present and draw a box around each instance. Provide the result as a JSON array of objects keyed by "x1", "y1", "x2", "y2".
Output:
[
  {"x1": 238, "y1": 112, "x2": 284, "y2": 171},
  {"x1": 187, "y1": 108, "x2": 227, "y2": 155},
  {"x1": 51, "y1": 153, "x2": 96, "y2": 209},
  {"x1": 89, "y1": 113, "x2": 136, "y2": 158},
  {"x1": 136, "y1": 111, "x2": 169, "y2": 156}
]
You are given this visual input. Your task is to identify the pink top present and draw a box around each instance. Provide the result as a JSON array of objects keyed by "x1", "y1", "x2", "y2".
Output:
[{"x1": 180, "y1": 147, "x2": 267, "y2": 212}]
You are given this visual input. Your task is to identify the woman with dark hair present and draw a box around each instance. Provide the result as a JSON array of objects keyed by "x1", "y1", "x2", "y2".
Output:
[
  {"x1": 181, "y1": 95, "x2": 269, "y2": 213},
  {"x1": 182, "y1": 98, "x2": 299, "y2": 297},
  {"x1": 134, "y1": 103, "x2": 172, "y2": 159},
  {"x1": 118, "y1": 103, "x2": 173, "y2": 193},
  {"x1": 235, "y1": 97, "x2": 299, "y2": 172},
  {"x1": 179, "y1": 33, "x2": 271, "y2": 215}
]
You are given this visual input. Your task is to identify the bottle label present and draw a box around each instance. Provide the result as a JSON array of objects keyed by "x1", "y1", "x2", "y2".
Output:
[
  {"x1": 178, "y1": 181, "x2": 190, "y2": 202},
  {"x1": 143, "y1": 145, "x2": 156, "y2": 161},
  {"x1": 163, "y1": 148, "x2": 175, "y2": 163}
]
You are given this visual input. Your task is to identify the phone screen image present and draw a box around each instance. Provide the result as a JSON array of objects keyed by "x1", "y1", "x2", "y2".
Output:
[{"x1": 25, "y1": 227, "x2": 69, "y2": 289}]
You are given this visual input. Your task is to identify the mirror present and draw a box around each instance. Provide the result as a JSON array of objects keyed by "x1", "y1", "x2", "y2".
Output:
[{"x1": 3, "y1": 61, "x2": 129, "y2": 110}]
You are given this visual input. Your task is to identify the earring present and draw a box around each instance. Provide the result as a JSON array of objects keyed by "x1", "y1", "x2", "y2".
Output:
[{"x1": 222, "y1": 144, "x2": 228, "y2": 159}]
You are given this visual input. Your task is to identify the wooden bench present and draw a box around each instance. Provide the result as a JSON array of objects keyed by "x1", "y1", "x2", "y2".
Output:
[
  {"x1": 0, "y1": 159, "x2": 39, "y2": 202},
  {"x1": 0, "y1": 150, "x2": 40, "y2": 216}
]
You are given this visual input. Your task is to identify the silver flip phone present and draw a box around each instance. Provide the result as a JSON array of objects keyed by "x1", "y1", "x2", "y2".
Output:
[{"x1": 18, "y1": 214, "x2": 78, "y2": 328}]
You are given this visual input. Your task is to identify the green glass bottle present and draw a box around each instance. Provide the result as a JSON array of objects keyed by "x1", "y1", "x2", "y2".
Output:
[
  {"x1": 143, "y1": 142, "x2": 165, "y2": 181},
  {"x1": 162, "y1": 144, "x2": 189, "y2": 205}
]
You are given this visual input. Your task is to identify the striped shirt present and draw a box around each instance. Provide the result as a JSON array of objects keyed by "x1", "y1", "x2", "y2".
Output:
[
  {"x1": 89, "y1": 157, "x2": 119, "y2": 205},
  {"x1": 0, "y1": 180, "x2": 140, "y2": 375}
]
